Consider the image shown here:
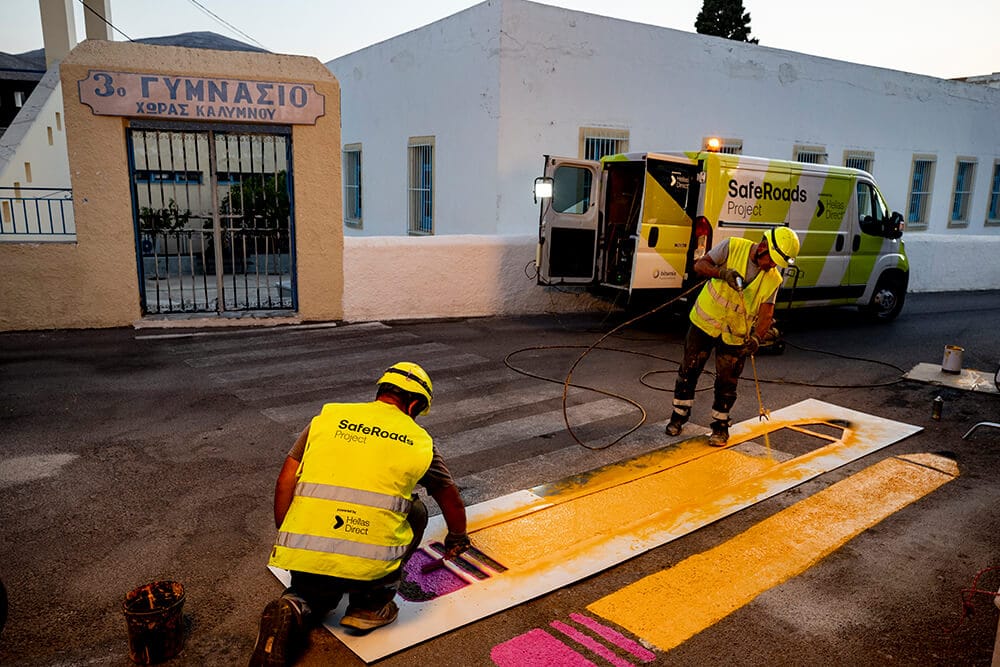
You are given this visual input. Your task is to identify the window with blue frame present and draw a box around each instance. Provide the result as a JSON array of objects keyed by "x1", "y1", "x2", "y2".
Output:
[
  {"x1": 408, "y1": 137, "x2": 434, "y2": 234},
  {"x1": 949, "y1": 159, "x2": 976, "y2": 226},
  {"x1": 907, "y1": 158, "x2": 935, "y2": 227},
  {"x1": 343, "y1": 144, "x2": 362, "y2": 227},
  {"x1": 987, "y1": 162, "x2": 1000, "y2": 225}
]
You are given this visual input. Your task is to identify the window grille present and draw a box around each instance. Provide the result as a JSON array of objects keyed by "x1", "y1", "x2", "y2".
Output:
[
  {"x1": 580, "y1": 128, "x2": 629, "y2": 161},
  {"x1": 844, "y1": 150, "x2": 874, "y2": 174},
  {"x1": 408, "y1": 138, "x2": 433, "y2": 235},
  {"x1": 794, "y1": 145, "x2": 828, "y2": 164},
  {"x1": 949, "y1": 160, "x2": 976, "y2": 225},
  {"x1": 907, "y1": 158, "x2": 935, "y2": 226},
  {"x1": 988, "y1": 162, "x2": 1000, "y2": 224},
  {"x1": 343, "y1": 144, "x2": 362, "y2": 227}
]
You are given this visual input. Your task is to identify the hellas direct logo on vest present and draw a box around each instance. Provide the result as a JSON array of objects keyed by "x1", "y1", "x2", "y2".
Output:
[{"x1": 333, "y1": 511, "x2": 370, "y2": 535}]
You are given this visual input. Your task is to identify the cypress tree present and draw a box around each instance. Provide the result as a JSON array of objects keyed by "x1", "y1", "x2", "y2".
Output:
[{"x1": 695, "y1": 0, "x2": 759, "y2": 44}]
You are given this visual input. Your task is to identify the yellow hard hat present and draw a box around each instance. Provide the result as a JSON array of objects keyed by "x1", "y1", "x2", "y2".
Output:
[
  {"x1": 377, "y1": 361, "x2": 433, "y2": 415},
  {"x1": 766, "y1": 227, "x2": 800, "y2": 268}
]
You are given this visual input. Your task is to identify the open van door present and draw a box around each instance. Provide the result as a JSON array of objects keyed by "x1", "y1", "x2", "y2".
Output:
[
  {"x1": 536, "y1": 156, "x2": 601, "y2": 285},
  {"x1": 626, "y1": 154, "x2": 700, "y2": 291}
]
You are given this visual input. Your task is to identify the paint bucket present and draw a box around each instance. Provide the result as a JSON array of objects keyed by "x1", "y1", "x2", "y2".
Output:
[
  {"x1": 941, "y1": 345, "x2": 964, "y2": 374},
  {"x1": 122, "y1": 581, "x2": 186, "y2": 664}
]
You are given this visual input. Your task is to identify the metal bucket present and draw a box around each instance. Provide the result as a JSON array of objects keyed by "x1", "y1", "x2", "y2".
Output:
[
  {"x1": 941, "y1": 345, "x2": 964, "y2": 374},
  {"x1": 122, "y1": 581, "x2": 186, "y2": 664}
]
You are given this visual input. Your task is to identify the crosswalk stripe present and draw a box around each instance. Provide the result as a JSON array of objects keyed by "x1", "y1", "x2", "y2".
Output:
[
  {"x1": 151, "y1": 321, "x2": 390, "y2": 351},
  {"x1": 586, "y1": 453, "x2": 958, "y2": 653},
  {"x1": 262, "y1": 377, "x2": 566, "y2": 427},
  {"x1": 434, "y1": 398, "x2": 635, "y2": 459},
  {"x1": 208, "y1": 341, "x2": 456, "y2": 384},
  {"x1": 419, "y1": 383, "x2": 567, "y2": 428},
  {"x1": 182, "y1": 331, "x2": 419, "y2": 368},
  {"x1": 231, "y1": 352, "x2": 492, "y2": 402}
]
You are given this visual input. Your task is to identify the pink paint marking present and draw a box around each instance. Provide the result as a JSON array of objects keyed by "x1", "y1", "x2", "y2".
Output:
[
  {"x1": 398, "y1": 550, "x2": 467, "y2": 601},
  {"x1": 550, "y1": 621, "x2": 635, "y2": 667},
  {"x1": 569, "y1": 612, "x2": 656, "y2": 662},
  {"x1": 491, "y1": 628, "x2": 598, "y2": 667}
]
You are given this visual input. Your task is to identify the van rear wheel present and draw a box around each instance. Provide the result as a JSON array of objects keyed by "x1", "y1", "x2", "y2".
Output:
[{"x1": 862, "y1": 274, "x2": 906, "y2": 322}]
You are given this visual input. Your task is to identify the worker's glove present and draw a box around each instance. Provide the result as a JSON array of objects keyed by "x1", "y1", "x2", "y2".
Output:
[
  {"x1": 443, "y1": 531, "x2": 471, "y2": 558},
  {"x1": 741, "y1": 334, "x2": 761, "y2": 358},
  {"x1": 718, "y1": 267, "x2": 744, "y2": 291}
]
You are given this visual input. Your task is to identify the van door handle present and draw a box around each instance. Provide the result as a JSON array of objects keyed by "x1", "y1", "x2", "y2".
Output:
[
  {"x1": 852, "y1": 234, "x2": 861, "y2": 251},
  {"x1": 835, "y1": 235, "x2": 844, "y2": 252}
]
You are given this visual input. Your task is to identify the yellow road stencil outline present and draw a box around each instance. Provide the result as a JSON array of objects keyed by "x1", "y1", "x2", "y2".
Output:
[{"x1": 587, "y1": 452, "x2": 959, "y2": 652}]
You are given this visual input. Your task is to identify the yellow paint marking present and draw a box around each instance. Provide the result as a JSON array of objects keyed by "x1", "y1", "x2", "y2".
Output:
[
  {"x1": 586, "y1": 453, "x2": 957, "y2": 652},
  {"x1": 786, "y1": 424, "x2": 841, "y2": 442},
  {"x1": 472, "y1": 448, "x2": 774, "y2": 570}
]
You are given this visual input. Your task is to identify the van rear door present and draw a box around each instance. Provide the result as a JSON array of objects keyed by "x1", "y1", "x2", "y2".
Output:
[
  {"x1": 536, "y1": 156, "x2": 601, "y2": 285},
  {"x1": 627, "y1": 155, "x2": 700, "y2": 291}
]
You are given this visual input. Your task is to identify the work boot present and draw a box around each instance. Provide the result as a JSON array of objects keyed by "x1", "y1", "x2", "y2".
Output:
[
  {"x1": 708, "y1": 419, "x2": 730, "y2": 447},
  {"x1": 664, "y1": 411, "x2": 688, "y2": 436},
  {"x1": 249, "y1": 597, "x2": 305, "y2": 667},
  {"x1": 340, "y1": 599, "x2": 399, "y2": 632}
]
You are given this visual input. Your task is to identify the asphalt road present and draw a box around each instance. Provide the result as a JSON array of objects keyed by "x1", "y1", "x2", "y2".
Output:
[{"x1": 1, "y1": 290, "x2": 998, "y2": 666}]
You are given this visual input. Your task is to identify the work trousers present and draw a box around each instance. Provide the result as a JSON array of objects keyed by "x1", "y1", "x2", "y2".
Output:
[
  {"x1": 283, "y1": 496, "x2": 428, "y2": 623},
  {"x1": 672, "y1": 324, "x2": 748, "y2": 420}
]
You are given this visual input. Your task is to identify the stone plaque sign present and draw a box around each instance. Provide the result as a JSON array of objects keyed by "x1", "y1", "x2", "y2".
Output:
[{"x1": 78, "y1": 70, "x2": 325, "y2": 125}]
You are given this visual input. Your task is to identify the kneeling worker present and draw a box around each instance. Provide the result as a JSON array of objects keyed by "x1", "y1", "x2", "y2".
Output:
[
  {"x1": 665, "y1": 227, "x2": 800, "y2": 446},
  {"x1": 250, "y1": 362, "x2": 470, "y2": 666}
]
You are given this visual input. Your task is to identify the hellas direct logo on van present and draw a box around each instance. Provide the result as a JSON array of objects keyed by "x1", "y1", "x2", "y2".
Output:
[{"x1": 726, "y1": 178, "x2": 808, "y2": 217}]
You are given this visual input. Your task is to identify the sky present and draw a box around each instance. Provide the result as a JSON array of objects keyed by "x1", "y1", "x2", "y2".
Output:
[{"x1": 1, "y1": 0, "x2": 998, "y2": 80}]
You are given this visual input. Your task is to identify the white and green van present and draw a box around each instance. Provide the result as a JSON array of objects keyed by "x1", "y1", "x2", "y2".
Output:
[{"x1": 534, "y1": 149, "x2": 908, "y2": 320}]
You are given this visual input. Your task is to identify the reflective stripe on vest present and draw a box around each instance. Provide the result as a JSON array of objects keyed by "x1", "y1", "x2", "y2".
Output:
[
  {"x1": 275, "y1": 530, "x2": 409, "y2": 562},
  {"x1": 268, "y1": 400, "x2": 434, "y2": 580},
  {"x1": 294, "y1": 482, "x2": 413, "y2": 515},
  {"x1": 690, "y1": 238, "x2": 782, "y2": 346}
]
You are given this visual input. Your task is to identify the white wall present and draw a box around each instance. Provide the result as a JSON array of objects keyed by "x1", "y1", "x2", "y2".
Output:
[
  {"x1": 342, "y1": 234, "x2": 605, "y2": 321},
  {"x1": 496, "y1": 0, "x2": 1000, "y2": 238},
  {"x1": 330, "y1": 0, "x2": 1000, "y2": 240},
  {"x1": 904, "y1": 234, "x2": 1000, "y2": 292},
  {"x1": 327, "y1": 1, "x2": 503, "y2": 237},
  {"x1": 340, "y1": 233, "x2": 997, "y2": 324}
]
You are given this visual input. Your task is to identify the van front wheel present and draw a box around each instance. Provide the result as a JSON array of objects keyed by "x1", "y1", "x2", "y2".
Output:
[{"x1": 862, "y1": 274, "x2": 906, "y2": 322}]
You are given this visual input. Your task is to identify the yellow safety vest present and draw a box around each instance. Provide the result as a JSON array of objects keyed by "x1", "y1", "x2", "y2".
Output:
[
  {"x1": 269, "y1": 400, "x2": 434, "y2": 580},
  {"x1": 689, "y1": 237, "x2": 783, "y2": 345}
]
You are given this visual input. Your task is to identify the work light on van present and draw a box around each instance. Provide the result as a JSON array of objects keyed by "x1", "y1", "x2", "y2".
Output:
[{"x1": 533, "y1": 176, "x2": 553, "y2": 204}]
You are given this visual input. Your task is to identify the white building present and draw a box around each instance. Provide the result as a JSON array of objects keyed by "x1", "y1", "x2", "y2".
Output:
[{"x1": 328, "y1": 0, "x2": 1000, "y2": 243}]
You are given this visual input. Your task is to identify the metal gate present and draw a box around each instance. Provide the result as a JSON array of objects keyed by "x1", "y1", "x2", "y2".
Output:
[{"x1": 127, "y1": 123, "x2": 296, "y2": 315}]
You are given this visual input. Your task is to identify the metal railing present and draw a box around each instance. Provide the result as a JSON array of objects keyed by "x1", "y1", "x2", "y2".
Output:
[{"x1": 0, "y1": 187, "x2": 75, "y2": 239}]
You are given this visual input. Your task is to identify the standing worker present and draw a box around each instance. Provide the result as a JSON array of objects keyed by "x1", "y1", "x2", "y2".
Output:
[
  {"x1": 665, "y1": 227, "x2": 800, "y2": 446},
  {"x1": 250, "y1": 362, "x2": 470, "y2": 667}
]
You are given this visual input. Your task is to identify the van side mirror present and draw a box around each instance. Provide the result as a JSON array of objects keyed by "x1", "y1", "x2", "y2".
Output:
[{"x1": 884, "y1": 211, "x2": 904, "y2": 239}]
